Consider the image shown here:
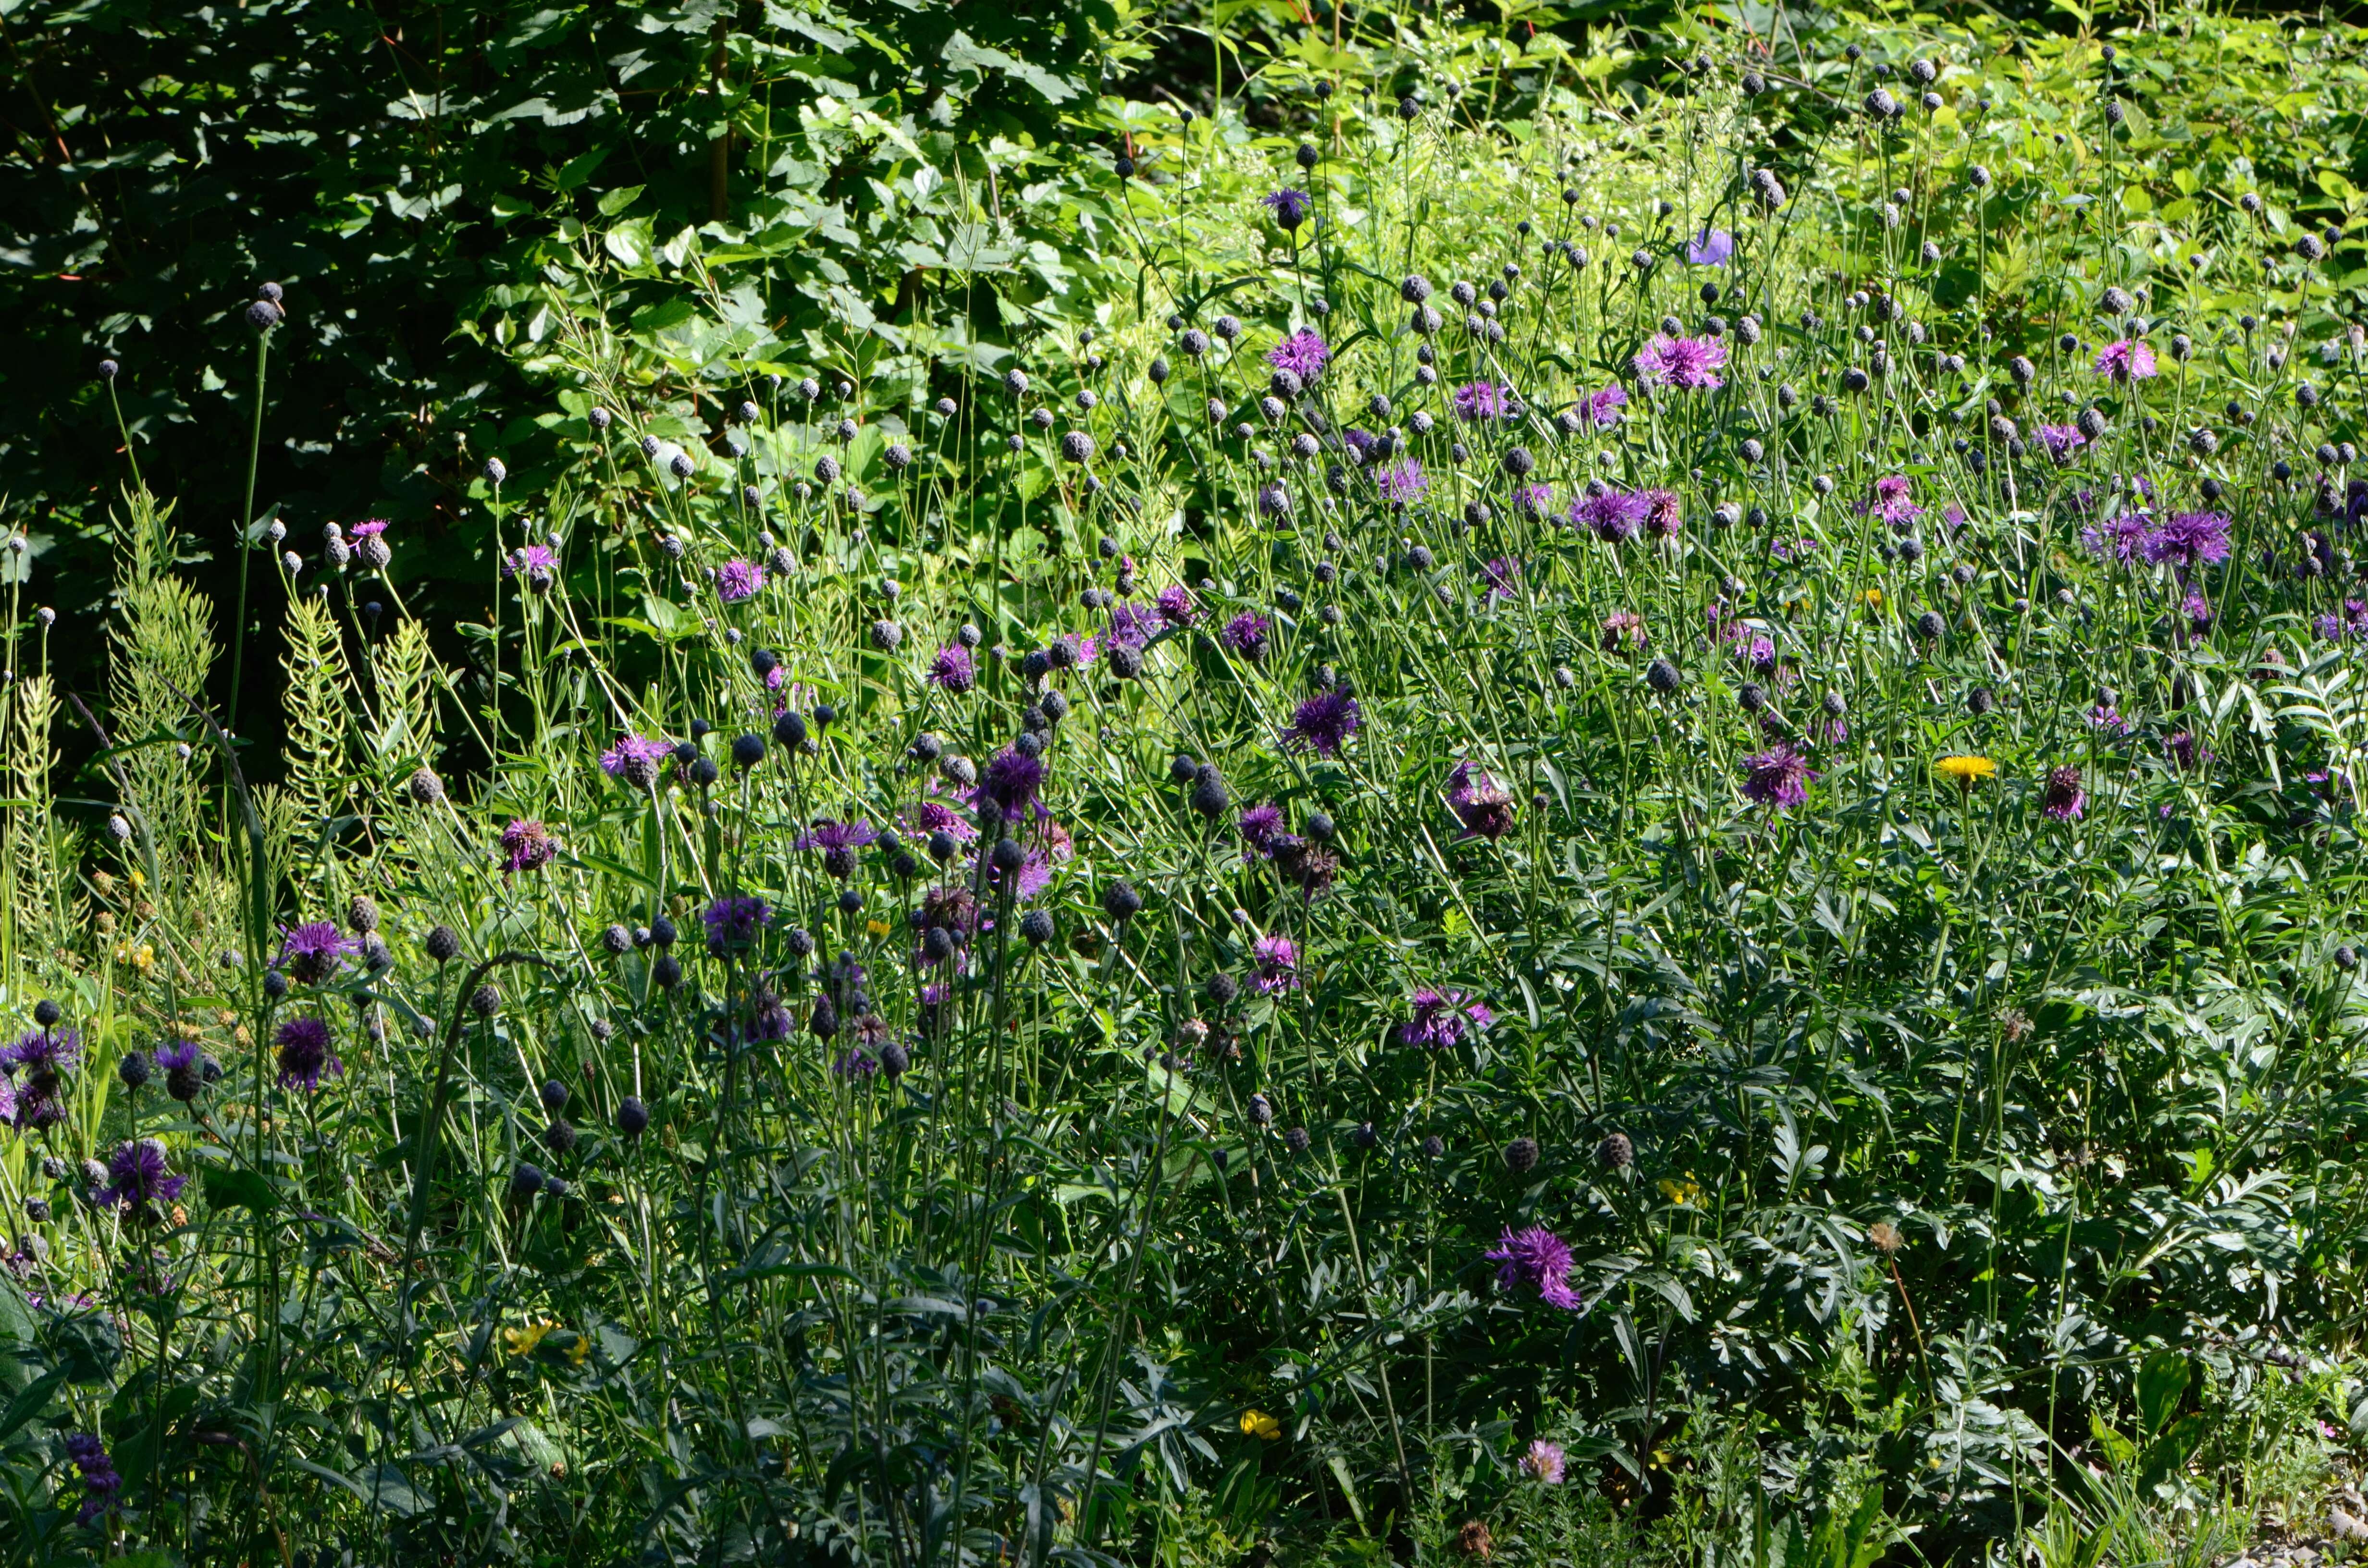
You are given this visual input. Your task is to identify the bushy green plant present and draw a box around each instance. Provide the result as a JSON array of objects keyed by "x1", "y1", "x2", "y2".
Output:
[{"x1": 12, "y1": 7, "x2": 2368, "y2": 1568}]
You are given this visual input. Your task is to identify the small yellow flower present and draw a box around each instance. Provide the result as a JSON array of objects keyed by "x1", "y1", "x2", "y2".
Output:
[
  {"x1": 502, "y1": 1321, "x2": 555, "y2": 1357},
  {"x1": 1862, "y1": 588, "x2": 1885, "y2": 609},
  {"x1": 565, "y1": 1334, "x2": 590, "y2": 1367},
  {"x1": 865, "y1": 917, "x2": 892, "y2": 938},
  {"x1": 112, "y1": 941, "x2": 156, "y2": 973},
  {"x1": 1935, "y1": 755, "x2": 1998, "y2": 787},
  {"x1": 1658, "y1": 1176, "x2": 1703, "y2": 1207},
  {"x1": 1239, "y1": 1409, "x2": 1282, "y2": 1440},
  {"x1": 128, "y1": 868, "x2": 146, "y2": 890}
]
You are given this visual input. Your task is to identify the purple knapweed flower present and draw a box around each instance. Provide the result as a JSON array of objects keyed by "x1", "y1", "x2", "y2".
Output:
[
  {"x1": 1266, "y1": 331, "x2": 1331, "y2": 383},
  {"x1": 927, "y1": 644, "x2": 976, "y2": 694},
  {"x1": 1866, "y1": 474, "x2": 1924, "y2": 527},
  {"x1": 1286, "y1": 690, "x2": 1360, "y2": 757},
  {"x1": 600, "y1": 733, "x2": 674, "y2": 790},
  {"x1": 1685, "y1": 227, "x2": 1735, "y2": 266},
  {"x1": 1583, "y1": 385, "x2": 1628, "y2": 429},
  {"x1": 98, "y1": 1137, "x2": 185, "y2": 1217},
  {"x1": 1157, "y1": 585, "x2": 1201, "y2": 628},
  {"x1": 2082, "y1": 513, "x2": 2155, "y2": 563},
  {"x1": 274, "y1": 1016, "x2": 341, "y2": 1091},
  {"x1": 1446, "y1": 760, "x2": 1517, "y2": 840},
  {"x1": 1482, "y1": 557, "x2": 1521, "y2": 600},
  {"x1": 349, "y1": 518, "x2": 388, "y2": 541},
  {"x1": 1742, "y1": 744, "x2": 1814, "y2": 810},
  {"x1": 2144, "y1": 510, "x2": 2232, "y2": 569},
  {"x1": 906, "y1": 798, "x2": 979, "y2": 845},
  {"x1": 797, "y1": 818, "x2": 877, "y2": 879},
  {"x1": 1573, "y1": 489, "x2": 1648, "y2": 543},
  {"x1": 1262, "y1": 188, "x2": 1312, "y2": 230},
  {"x1": 2167, "y1": 731, "x2": 2210, "y2": 772},
  {"x1": 1511, "y1": 483, "x2": 1555, "y2": 517},
  {"x1": 2095, "y1": 338, "x2": 2158, "y2": 382},
  {"x1": 1220, "y1": 612, "x2": 1271, "y2": 662},
  {"x1": 504, "y1": 545, "x2": 559, "y2": 593},
  {"x1": 2087, "y1": 703, "x2": 2134, "y2": 735},
  {"x1": 1486, "y1": 1225, "x2": 1581, "y2": 1310},
  {"x1": 1376, "y1": 459, "x2": 1428, "y2": 501},
  {"x1": 1397, "y1": 988, "x2": 1493, "y2": 1051},
  {"x1": 1238, "y1": 802, "x2": 1286, "y2": 860},
  {"x1": 1601, "y1": 611, "x2": 1648, "y2": 653},
  {"x1": 980, "y1": 747, "x2": 1048, "y2": 820},
  {"x1": 1108, "y1": 601, "x2": 1161, "y2": 648},
  {"x1": 1633, "y1": 333, "x2": 1727, "y2": 390},
  {"x1": 278, "y1": 922, "x2": 355, "y2": 985},
  {"x1": 1640, "y1": 489, "x2": 1683, "y2": 539},
  {"x1": 2043, "y1": 765, "x2": 2086, "y2": 821},
  {"x1": 1252, "y1": 934, "x2": 1300, "y2": 994},
  {"x1": 499, "y1": 818, "x2": 556, "y2": 873},
  {"x1": 704, "y1": 895, "x2": 772, "y2": 950},
  {"x1": 1454, "y1": 381, "x2": 1511, "y2": 421},
  {"x1": 716, "y1": 558, "x2": 767, "y2": 603},
  {"x1": 2036, "y1": 424, "x2": 2087, "y2": 460}
]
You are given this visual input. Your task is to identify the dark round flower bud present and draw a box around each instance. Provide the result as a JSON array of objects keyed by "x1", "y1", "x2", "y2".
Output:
[
  {"x1": 1596, "y1": 1132, "x2": 1634, "y2": 1170},
  {"x1": 544, "y1": 1117, "x2": 578, "y2": 1156},
  {"x1": 33, "y1": 1000, "x2": 61, "y2": 1028},
  {"x1": 470, "y1": 983, "x2": 501, "y2": 1017},
  {"x1": 2337, "y1": 944, "x2": 2359, "y2": 972},
  {"x1": 1019, "y1": 909, "x2": 1055, "y2": 946},
  {"x1": 1101, "y1": 880, "x2": 1143, "y2": 921},
  {"x1": 263, "y1": 969, "x2": 290, "y2": 1001},
  {"x1": 1504, "y1": 1137, "x2": 1540, "y2": 1173},
  {"x1": 511, "y1": 1163, "x2": 546, "y2": 1198},
  {"x1": 119, "y1": 1051, "x2": 151, "y2": 1090},
  {"x1": 617, "y1": 1096, "x2": 649, "y2": 1137},
  {"x1": 1283, "y1": 1126, "x2": 1311, "y2": 1154},
  {"x1": 730, "y1": 734, "x2": 766, "y2": 769},
  {"x1": 1646, "y1": 658, "x2": 1681, "y2": 694}
]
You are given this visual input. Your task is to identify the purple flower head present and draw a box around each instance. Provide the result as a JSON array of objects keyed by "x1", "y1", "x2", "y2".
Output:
[
  {"x1": 1482, "y1": 557, "x2": 1522, "y2": 600},
  {"x1": 2036, "y1": 424, "x2": 2088, "y2": 460},
  {"x1": 1584, "y1": 384, "x2": 1628, "y2": 429},
  {"x1": 1220, "y1": 612, "x2": 1271, "y2": 663},
  {"x1": 1342, "y1": 428, "x2": 1381, "y2": 465},
  {"x1": 2318, "y1": 600, "x2": 2368, "y2": 644},
  {"x1": 1446, "y1": 760, "x2": 1517, "y2": 840},
  {"x1": 1602, "y1": 611, "x2": 1648, "y2": 653},
  {"x1": 152, "y1": 1039, "x2": 200, "y2": 1076},
  {"x1": 1376, "y1": 458, "x2": 1428, "y2": 501},
  {"x1": 1572, "y1": 489, "x2": 1647, "y2": 543},
  {"x1": 3, "y1": 1024, "x2": 81, "y2": 1079},
  {"x1": 2043, "y1": 765, "x2": 2086, "y2": 821},
  {"x1": 1742, "y1": 744, "x2": 1814, "y2": 810},
  {"x1": 499, "y1": 819, "x2": 556, "y2": 874},
  {"x1": 703, "y1": 895, "x2": 772, "y2": 951},
  {"x1": 274, "y1": 1016, "x2": 342, "y2": 1092},
  {"x1": 1252, "y1": 934, "x2": 1300, "y2": 994},
  {"x1": 980, "y1": 747, "x2": 1048, "y2": 821},
  {"x1": 504, "y1": 545, "x2": 559, "y2": 593},
  {"x1": 1108, "y1": 601, "x2": 1161, "y2": 649},
  {"x1": 1685, "y1": 226, "x2": 1735, "y2": 266},
  {"x1": 833, "y1": 1047, "x2": 878, "y2": 1079},
  {"x1": 1864, "y1": 474, "x2": 1924, "y2": 527},
  {"x1": 2082, "y1": 512, "x2": 2156, "y2": 563},
  {"x1": 1512, "y1": 483, "x2": 1555, "y2": 518},
  {"x1": 1397, "y1": 988, "x2": 1493, "y2": 1051},
  {"x1": 2166, "y1": 731, "x2": 2211, "y2": 772},
  {"x1": 2144, "y1": 510, "x2": 2232, "y2": 569},
  {"x1": 1454, "y1": 381, "x2": 1511, "y2": 422},
  {"x1": 1521, "y1": 1439, "x2": 1568, "y2": 1484},
  {"x1": 796, "y1": 818, "x2": 878, "y2": 879},
  {"x1": 1265, "y1": 331, "x2": 1331, "y2": 383},
  {"x1": 349, "y1": 518, "x2": 388, "y2": 541},
  {"x1": 278, "y1": 922, "x2": 355, "y2": 986},
  {"x1": 716, "y1": 558, "x2": 768, "y2": 603},
  {"x1": 1485, "y1": 1225, "x2": 1581, "y2": 1310},
  {"x1": 2095, "y1": 338, "x2": 2158, "y2": 382},
  {"x1": 0, "y1": 1073, "x2": 13, "y2": 1127},
  {"x1": 1640, "y1": 489, "x2": 1684, "y2": 539},
  {"x1": 65, "y1": 1433, "x2": 120, "y2": 1525},
  {"x1": 1262, "y1": 188, "x2": 1312, "y2": 230},
  {"x1": 927, "y1": 644, "x2": 976, "y2": 694},
  {"x1": 2183, "y1": 588, "x2": 2213, "y2": 634},
  {"x1": 906, "y1": 798, "x2": 980, "y2": 845},
  {"x1": 600, "y1": 733, "x2": 674, "y2": 789},
  {"x1": 1257, "y1": 482, "x2": 1293, "y2": 521},
  {"x1": 1238, "y1": 802, "x2": 1286, "y2": 860},
  {"x1": 2088, "y1": 703, "x2": 2134, "y2": 735},
  {"x1": 1633, "y1": 333, "x2": 1727, "y2": 391},
  {"x1": 1287, "y1": 690, "x2": 1361, "y2": 757},
  {"x1": 1157, "y1": 585, "x2": 1201, "y2": 628},
  {"x1": 99, "y1": 1137, "x2": 185, "y2": 1217}
]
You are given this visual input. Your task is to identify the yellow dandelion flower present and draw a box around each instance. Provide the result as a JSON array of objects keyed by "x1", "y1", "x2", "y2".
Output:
[
  {"x1": 502, "y1": 1321, "x2": 555, "y2": 1357},
  {"x1": 865, "y1": 917, "x2": 892, "y2": 938},
  {"x1": 1862, "y1": 588, "x2": 1885, "y2": 609},
  {"x1": 1935, "y1": 755, "x2": 1997, "y2": 786},
  {"x1": 1239, "y1": 1409, "x2": 1282, "y2": 1440}
]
